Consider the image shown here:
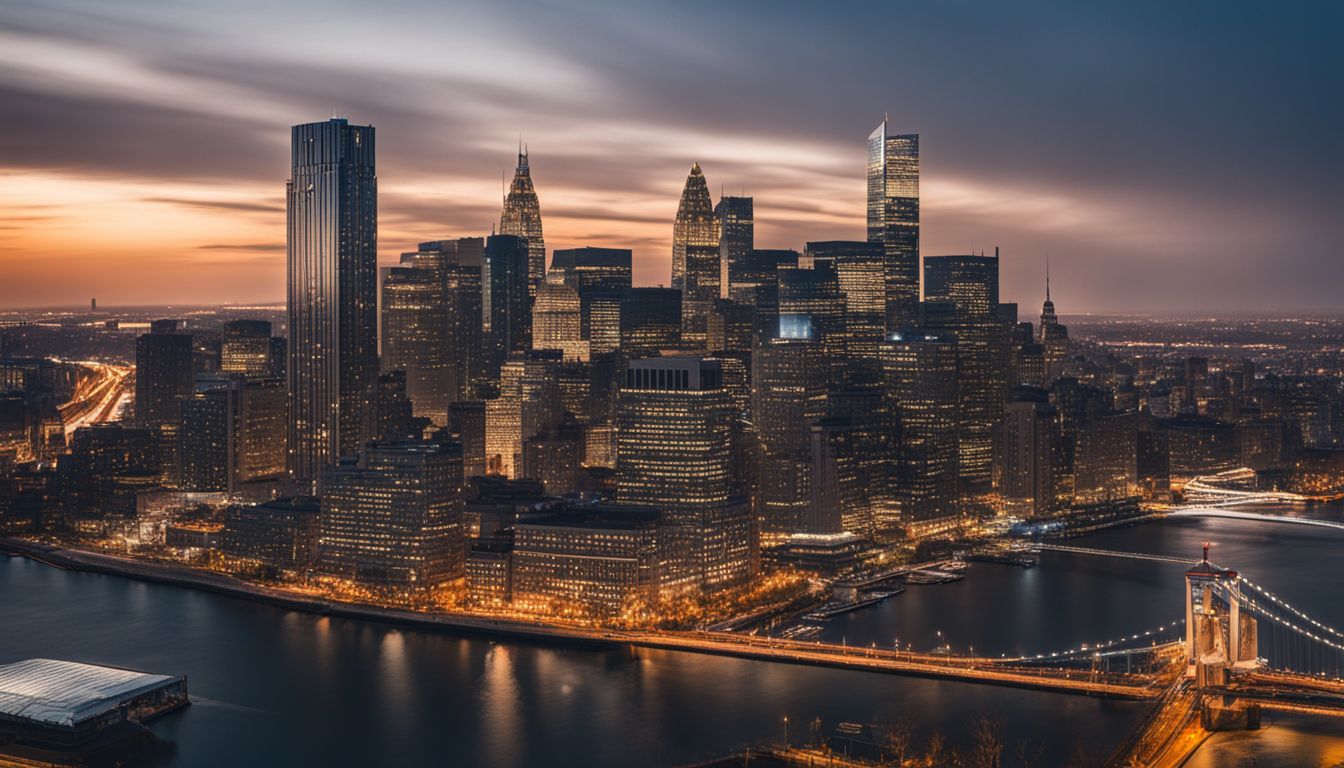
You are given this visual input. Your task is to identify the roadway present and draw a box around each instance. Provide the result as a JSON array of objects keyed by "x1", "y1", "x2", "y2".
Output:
[
  {"x1": 58, "y1": 361, "x2": 132, "y2": 435},
  {"x1": 1168, "y1": 507, "x2": 1344, "y2": 532}
]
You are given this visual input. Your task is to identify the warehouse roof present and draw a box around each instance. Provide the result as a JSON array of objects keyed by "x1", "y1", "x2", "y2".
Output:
[{"x1": 0, "y1": 659, "x2": 181, "y2": 728}]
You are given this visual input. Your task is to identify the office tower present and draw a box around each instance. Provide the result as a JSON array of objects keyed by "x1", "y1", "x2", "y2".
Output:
[
  {"x1": 222, "y1": 497, "x2": 321, "y2": 571},
  {"x1": 510, "y1": 505, "x2": 660, "y2": 618},
  {"x1": 373, "y1": 371, "x2": 419, "y2": 442},
  {"x1": 220, "y1": 320, "x2": 273, "y2": 377},
  {"x1": 318, "y1": 440, "x2": 465, "y2": 590},
  {"x1": 233, "y1": 378, "x2": 287, "y2": 487},
  {"x1": 671, "y1": 164, "x2": 720, "y2": 346},
  {"x1": 532, "y1": 277, "x2": 588, "y2": 361},
  {"x1": 583, "y1": 352, "x2": 622, "y2": 468},
  {"x1": 923, "y1": 252, "x2": 1003, "y2": 489},
  {"x1": 728, "y1": 249, "x2": 798, "y2": 304},
  {"x1": 521, "y1": 421, "x2": 581, "y2": 496},
  {"x1": 752, "y1": 338, "x2": 826, "y2": 541},
  {"x1": 806, "y1": 241, "x2": 886, "y2": 364},
  {"x1": 418, "y1": 238, "x2": 486, "y2": 402},
  {"x1": 1038, "y1": 263, "x2": 1068, "y2": 384},
  {"x1": 377, "y1": 237, "x2": 489, "y2": 413},
  {"x1": 135, "y1": 332, "x2": 193, "y2": 429},
  {"x1": 777, "y1": 261, "x2": 846, "y2": 385},
  {"x1": 585, "y1": 291, "x2": 623, "y2": 356},
  {"x1": 483, "y1": 234, "x2": 532, "y2": 384},
  {"x1": 381, "y1": 256, "x2": 450, "y2": 424},
  {"x1": 58, "y1": 424, "x2": 161, "y2": 519},
  {"x1": 550, "y1": 247, "x2": 633, "y2": 293},
  {"x1": 715, "y1": 196, "x2": 754, "y2": 298},
  {"x1": 268, "y1": 336, "x2": 287, "y2": 380},
  {"x1": 616, "y1": 357, "x2": 753, "y2": 593},
  {"x1": 866, "y1": 120, "x2": 920, "y2": 331},
  {"x1": 620, "y1": 288, "x2": 681, "y2": 356},
  {"x1": 449, "y1": 401, "x2": 487, "y2": 480},
  {"x1": 286, "y1": 118, "x2": 378, "y2": 481},
  {"x1": 485, "y1": 351, "x2": 564, "y2": 478},
  {"x1": 727, "y1": 249, "x2": 797, "y2": 350},
  {"x1": 998, "y1": 388, "x2": 1059, "y2": 517},
  {"x1": 499, "y1": 148, "x2": 545, "y2": 296},
  {"x1": 178, "y1": 379, "x2": 231, "y2": 492},
  {"x1": 1074, "y1": 411, "x2": 1139, "y2": 502},
  {"x1": 879, "y1": 333, "x2": 959, "y2": 533},
  {"x1": 827, "y1": 385, "x2": 900, "y2": 539}
]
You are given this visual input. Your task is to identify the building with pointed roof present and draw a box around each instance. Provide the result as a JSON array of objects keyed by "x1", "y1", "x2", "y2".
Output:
[{"x1": 500, "y1": 147, "x2": 546, "y2": 296}]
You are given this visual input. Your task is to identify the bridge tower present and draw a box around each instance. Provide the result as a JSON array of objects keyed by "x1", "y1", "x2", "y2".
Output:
[{"x1": 1185, "y1": 545, "x2": 1257, "y2": 674}]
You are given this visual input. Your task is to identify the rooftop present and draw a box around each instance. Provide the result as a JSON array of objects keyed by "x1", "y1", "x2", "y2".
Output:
[{"x1": 0, "y1": 659, "x2": 182, "y2": 728}]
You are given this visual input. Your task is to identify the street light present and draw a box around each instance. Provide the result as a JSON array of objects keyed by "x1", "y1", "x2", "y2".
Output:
[{"x1": 783, "y1": 715, "x2": 789, "y2": 748}]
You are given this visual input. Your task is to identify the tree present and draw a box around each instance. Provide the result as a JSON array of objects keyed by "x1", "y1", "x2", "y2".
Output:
[{"x1": 966, "y1": 717, "x2": 1004, "y2": 768}]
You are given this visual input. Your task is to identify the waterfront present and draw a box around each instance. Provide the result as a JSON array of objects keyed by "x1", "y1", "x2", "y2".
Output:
[{"x1": 3, "y1": 511, "x2": 1343, "y2": 766}]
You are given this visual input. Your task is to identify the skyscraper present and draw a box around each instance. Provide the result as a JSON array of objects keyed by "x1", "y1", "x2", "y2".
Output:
[
  {"x1": 672, "y1": 164, "x2": 720, "y2": 347},
  {"x1": 715, "y1": 196, "x2": 753, "y2": 299},
  {"x1": 483, "y1": 234, "x2": 532, "y2": 385},
  {"x1": 134, "y1": 331, "x2": 193, "y2": 430},
  {"x1": 381, "y1": 255, "x2": 450, "y2": 424},
  {"x1": 499, "y1": 148, "x2": 545, "y2": 296},
  {"x1": 879, "y1": 333, "x2": 959, "y2": 533},
  {"x1": 752, "y1": 338, "x2": 827, "y2": 540},
  {"x1": 866, "y1": 120, "x2": 920, "y2": 331},
  {"x1": 220, "y1": 320, "x2": 273, "y2": 377},
  {"x1": 532, "y1": 277, "x2": 588, "y2": 361},
  {"x1": 998, "y1": 387, "x2": 1059, "y2": 517},
  {"x1": 923, "y1": 252, "x2": 1004, "y2": 489},
  {"x1": 806, "y1": 241, "x2": 887, "y2": 366},
  {"x1": 1038, "y1": 261, "x2": 1069, "y2": 384},
  {"x1": 286, "y1": 118, "x2": 378, "y2": 482},
  {"x1": 318, "y1": 440, "x2": 465, "y2": 590},
  {"x1": 616, "y1": 357, "x2": 753, "y2": 593},
  {"x1": 620, "y1": 288, "x2": 681, "y2": 356}
]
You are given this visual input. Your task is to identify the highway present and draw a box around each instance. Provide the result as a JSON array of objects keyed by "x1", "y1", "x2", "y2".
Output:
[
  {"x1": 58, "y1": 361, "x2": 132, "y2": 435},
  {"x1": 1169, "y1": 506, "x2": 1344, "y2": 532}
]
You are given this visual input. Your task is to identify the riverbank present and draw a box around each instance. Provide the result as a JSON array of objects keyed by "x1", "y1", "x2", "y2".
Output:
[{"x1": 0, "y1": 537, "x2": 1164, "y2": 699}]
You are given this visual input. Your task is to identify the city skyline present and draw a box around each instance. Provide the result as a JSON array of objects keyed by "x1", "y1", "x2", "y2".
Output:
[{"x1": 2, "y1": 0, "x2": 1340, "y2": 313}]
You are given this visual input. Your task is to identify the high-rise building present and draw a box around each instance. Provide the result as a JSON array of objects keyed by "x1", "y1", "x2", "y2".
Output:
[
  {"x1": 220, "y1": 320, "x2": 273, "y2": 377},
  {"x1": 483, "y1": 234, "x2": 532, "y2": 385},
  {"x1": 499, "y1": 148, "x2": 545, "y2": 296},
  {"x1": 417, "y1": 238, "x2": 486, "y2": 403},
  {"x1": 998, "y1": 387, "x2": 1059, "y2": 517},
  {"x1": 373, "y1": 240, "x2": 480, "y2": 404},
  {"x1": 550, "y1": 247, "x2": 633, "y2": 294},
  {"x1": 532, "y1": 277, "x2": 588, "y2": 361},
  {"x1": 616, "y1": 357, "x2": 753, "y2": 593},
  {"x1": 672, "y1": 164, "x2": 720, "y2": 347},
  {"x1": 449, "y1": 400, "x2": 487, "y2": 480},
  {"x1": 135, "y1": 331, "x2": 193, "y2": 429},
  {"x1": 751, "y1": 338, "x2": 826, "y2": 540},
  {"x1": 381, "y1": 255, "x2": 450, "y2": 424},
  {"x1": 286, "y1": 118, "x2": 378, "y2": 482},
  {"x1": 318, "y1": 440, "x2": 464, "y2": 590},
  {"x1": 866, "y1": 120, "x2": 920, "y2": 331},
  {"x1": 879, "y1": 333, "x2": 959, "y2": 532},
  {"x1": 777, "y1": 262, "x2": 846, "y2": 385},
  {"x1": 1038, "y1": 262, "x2": 1068, "y2": 384},
  {"x1": 485, "y1": 351, "x2": 565, "y2": 478},
  {"x1": 715, "y1": 196, "x2": 753, "y2": 299},
  {"x1": 620, "y1": 288, "x2": 681, "y2": 356},
  {"x1": 806, "y1": 241, "x2": 887, "y2": 365},
  {"x1": 923, "y1": 252, "x2": 1004, "y2": 489}
]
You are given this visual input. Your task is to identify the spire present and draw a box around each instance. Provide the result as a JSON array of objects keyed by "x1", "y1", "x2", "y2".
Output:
[{"x1": 1045, "y1": 254, "x2": 1051, "y2": 302}]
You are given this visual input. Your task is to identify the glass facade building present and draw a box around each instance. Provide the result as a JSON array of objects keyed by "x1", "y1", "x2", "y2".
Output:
[
  {"x1": 672, "y1": 164, "x2": 720, "y2": 347},
  {"x1": 286, "y1": 118, "x2": 378, "y2": 482},
  {"x1": 866, "y1": 120, "x2": 920, "y2": 332}
]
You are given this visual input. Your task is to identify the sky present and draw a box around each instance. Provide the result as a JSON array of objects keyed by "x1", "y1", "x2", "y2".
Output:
[{"x1": 1, "y1": 0, "x2": 1340, "y2": 313}]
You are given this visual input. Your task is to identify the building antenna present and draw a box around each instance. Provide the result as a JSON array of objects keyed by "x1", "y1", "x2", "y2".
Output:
[{"x1": 1045, "y1": 254, "x2": 1051, "y2": 302}]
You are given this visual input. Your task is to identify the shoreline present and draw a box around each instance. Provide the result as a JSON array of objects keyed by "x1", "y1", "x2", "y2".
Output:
[{"x1": 0, "y1": 537, "x2": 1162, "y2": 700}]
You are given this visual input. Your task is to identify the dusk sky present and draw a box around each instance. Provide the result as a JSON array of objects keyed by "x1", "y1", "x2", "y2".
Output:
[{"x1": 1, "y1": 0, "x2": 1339, "y2": 313}]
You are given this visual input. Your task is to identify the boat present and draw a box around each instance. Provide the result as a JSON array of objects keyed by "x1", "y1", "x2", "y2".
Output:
[
  {"x1": 801, "y1": 588, "x2": 905, "y2": 622},
  {"x1": 905, "y1": 570, "x2": 964, "y2": 585}
]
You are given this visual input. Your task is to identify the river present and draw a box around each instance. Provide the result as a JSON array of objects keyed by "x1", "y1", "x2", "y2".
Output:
[{"x1": 3, "y1": 508, "x2": 1343, "y2": 766}]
